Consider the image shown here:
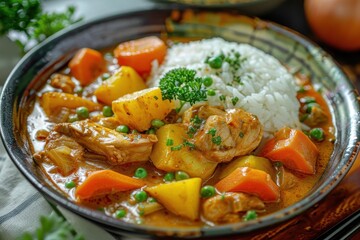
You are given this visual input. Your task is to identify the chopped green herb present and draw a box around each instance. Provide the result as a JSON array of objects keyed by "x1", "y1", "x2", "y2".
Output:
[
  {"x1": 171, "y1": 144, "x2": 183, "y2": 151},
  {"x1": 219, "y1": 95, "x2": 226, "y2": 101},
  {"x1": 207, "y1": 128, "x2": 216, "y2": 137},
  {"x1": 212, "y1": 136, "x2": 222, "y2": 145},
  {"x1": 297, "y1": 86, "x2": 306, "y2": 93},
  {"x1": 239, "y1": 132, "x2": 244, "y2": 138},
  {"x1": 231, "y1": 97, "x2": 239, "y2": 106},
  {"x1": 183, "y1": 140, "x2": 195, "y2": 150},
  {"x1": 166, "y1": 138, "x2": 174, "y2": 146},
  {"x1": 153, "y1": 96, "x2": 158, "y2": 100}
]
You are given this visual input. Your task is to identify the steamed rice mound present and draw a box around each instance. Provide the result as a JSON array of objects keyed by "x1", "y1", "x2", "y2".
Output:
[{"x1": 148, "y1": 38, "x2": 301, "y2": 133}]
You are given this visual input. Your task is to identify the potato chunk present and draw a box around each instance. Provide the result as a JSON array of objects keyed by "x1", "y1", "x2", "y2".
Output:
[
  {"x1": 150, "y1": 124, "x2": 217, "y2": 179},
  {"x1": 95, "y1": 66, "x2": 147, "y2": 105},
  {"x1": 146, "y1": 178, "x2": 201, "y2": 220},
  {"x1": 112, "y1": 87, "x2": 174, "y2": 132}
]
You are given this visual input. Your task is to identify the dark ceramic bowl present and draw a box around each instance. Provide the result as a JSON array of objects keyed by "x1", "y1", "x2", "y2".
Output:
[{"x1": 1, "y1": 8, "x2": 360, "y2": 238}]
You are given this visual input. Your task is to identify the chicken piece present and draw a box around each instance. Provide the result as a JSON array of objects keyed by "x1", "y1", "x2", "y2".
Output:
[
  {"x1": 50, "y1": 73, "x2": 76, "y2": 93},
  {"x1": 304, "y1": 105, "x2": 328, "y2": 127},
  {"x1": 182, "y1": 105, "x2": 225, "y2": 124},
  {"x1": 33, "y1": 132, "x2": 85, "y2": 176},
  {"x1": 202, "y1": 192, "x2": 265, "y2": 223},
  {"x1": 184, "y1": 105, "x2": 263, "y2": 163},
  {"x1": 54, "y1": 120, "x2": 158, "y2": 165},
  {"x1": 95, "y1": 116, "x2": 122, "y2": 130}
]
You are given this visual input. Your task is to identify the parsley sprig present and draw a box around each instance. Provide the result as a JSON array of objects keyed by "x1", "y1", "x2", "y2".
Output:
[
  {"x1": 19, "y1": 214, "x2": 84, "y2": 240},
  {"x1": 0, "y1": 0, "x2": 82, "y2": 53},
  {"x1": 159, "y1": 68, "x2": 208, "y2": 112}
]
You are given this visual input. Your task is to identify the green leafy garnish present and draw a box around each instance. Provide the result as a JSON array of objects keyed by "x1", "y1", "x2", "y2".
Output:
[
  {"x1": 19, "y1": 214, "x2": 84, "y2": 240},
  {"x1": 159, "y1": 68, "x2": 208, "y2": 112},
  {"x1": 0, "y1": 0, "x2": 82, "y2": 53}
]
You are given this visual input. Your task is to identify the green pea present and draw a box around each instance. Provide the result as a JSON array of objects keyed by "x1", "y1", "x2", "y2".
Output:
[
  {"x1": 116, "y1": 125, "x2": 129, "y2": 134},
  {"x1": 68, "y1": 115, "x2": 79, "y2": 123},
  {"x1": 203, "y1": 76, "x2": 213, "y2": 87},
  {"x1": 134, "y1": 167, "x2": 147, "y2": 179},
  {"x1": 208, "y1": 56, "x2": 223, "y2": 69},
  {"x1": 101, "y1": 73, "x2": 111, "y2": 81},
  {"x1": 243, "y1": 210, "x2": 257, "y2": 221},
  {"x1": 309, "y1": 128, "x2": 325, "y2": 141},
  {"x1": 175, "y1": 171, "x2": 189, "y2": 181},
  {"x1": 163, "y1": 172, "x2": 175, "y2": 182},
  {"x1": 207, "y1": 89, "x2": 216, "y2": 96},
  {"x1": 146, "y1": 128, "x2": 156, "y2": 134},
  {"x1": 102, "y1": 106, "x2": 114, "y2": 117},
  {"x1": 76, "y1": 106, "x2": 89, "y2": 119},
  {"x1": 134, "y1": 191, "x2": 148, "y2": 202},
  {"x1": 115, "y1": 209, "x2": 126, "y2": 218},
  {"x1": 65, "y1": 180, "x2": 76, "y2": 189},
  {"x1": 200, "y1": 185, "x2": 216, "y2": 198},
  {"x1": 151, "y1": 119, "x2": 165, "y2": 128}
]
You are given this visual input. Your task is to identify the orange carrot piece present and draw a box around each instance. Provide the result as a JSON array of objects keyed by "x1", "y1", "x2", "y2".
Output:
[
  {"x1": 114, "y1": 36, "x2": 167, "y2": 74},
  {"x1": 260, "y1": 128, "x2": 319, "y2": 174},
  {"x1": 215, "y1": 167, "x2": 280, "y2": 202},
  {"x1": 69, "y1": 48, "x2": 106, "y2": 86},
  {"x1": 75, "y1": 170, "x2": 145, "y2": 200}
]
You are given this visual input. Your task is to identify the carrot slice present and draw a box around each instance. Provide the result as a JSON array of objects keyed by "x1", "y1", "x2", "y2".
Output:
[
  {"x1": 215, "y1": 167, "x2": 280, "y2": 202},
  {"x1": 69, "y1": 48, "x2": 106, "y2": 86},
  {"x1": 114, "y1": 36, "x2": 167, "y2": 74},
  {"x1": 260, "y1": 127, "x2": 319, "y2": 174},
  {"x1": 76, "y1": 170, "x2": 146, "y2": 200}
]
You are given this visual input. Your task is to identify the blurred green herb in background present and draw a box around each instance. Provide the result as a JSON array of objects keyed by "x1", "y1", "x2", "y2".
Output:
[
  {"x1": 18, "y1": 214, "x2": 84, "y2": 240},
  {"x1": 0, "y1": 0, "x2": 82, "y2": 54}
]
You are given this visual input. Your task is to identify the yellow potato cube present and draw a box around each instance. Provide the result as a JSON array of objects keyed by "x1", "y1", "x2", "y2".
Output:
[
  {"x1": 145, "y1": 178, "x2": 201, "y2": 220},
  {"x1": 150, "y1": 124, "x2": 217, "y2": 179},
  {"x1": 94, "y1": 66, "x2": 147, "y2": 105},
  {"x1": 112, "y1": 87, "x2": 174, "y2": 132}
]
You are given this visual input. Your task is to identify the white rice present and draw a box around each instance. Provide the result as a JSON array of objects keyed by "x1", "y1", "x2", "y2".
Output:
[{"x1": 148, "y1": 38, "x2": 301, "y2": 133}]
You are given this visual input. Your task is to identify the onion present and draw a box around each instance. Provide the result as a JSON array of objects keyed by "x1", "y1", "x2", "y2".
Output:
[{"x1": 304, "y1": 0, "x2": 360, "y2": 51}]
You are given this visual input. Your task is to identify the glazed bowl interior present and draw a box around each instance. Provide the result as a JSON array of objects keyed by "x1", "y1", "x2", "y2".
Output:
[{"x1": 1, "y1": 8, "x2": 359, "y2": 238}]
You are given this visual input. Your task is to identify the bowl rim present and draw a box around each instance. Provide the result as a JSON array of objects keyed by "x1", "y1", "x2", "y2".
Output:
[{"x1": 1, "y1": 7, "x2": 360, "y2": 237}]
